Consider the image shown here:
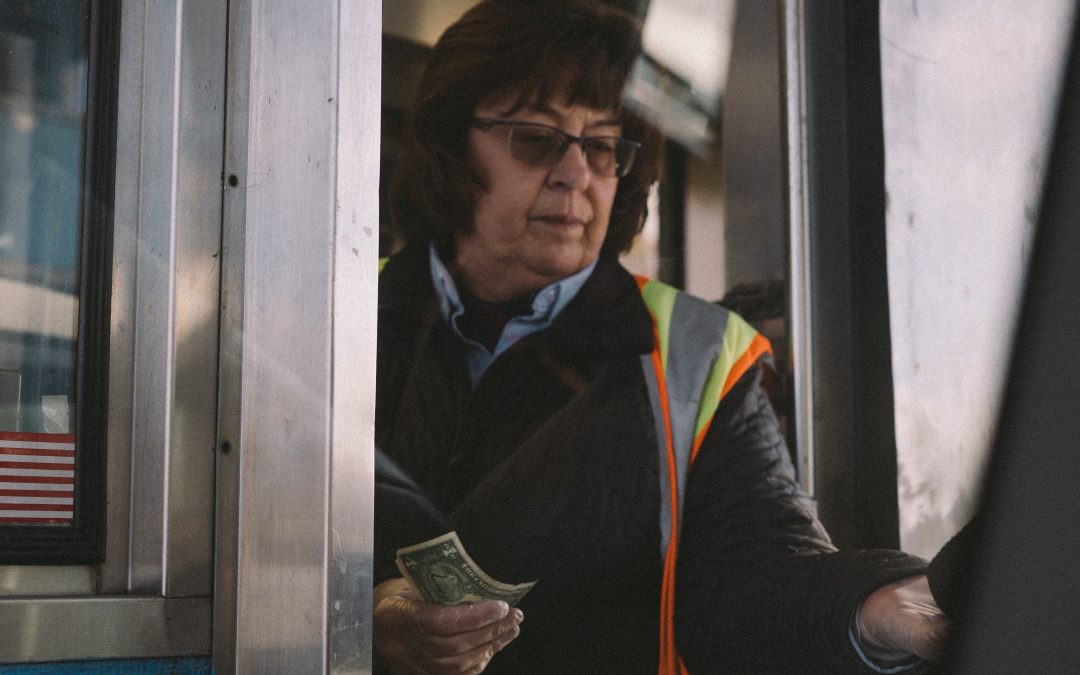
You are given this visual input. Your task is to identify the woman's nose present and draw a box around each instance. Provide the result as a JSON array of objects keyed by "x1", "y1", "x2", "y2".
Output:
[{"x1": 547, "y1": 141, "x2": 592, "y2": 190}]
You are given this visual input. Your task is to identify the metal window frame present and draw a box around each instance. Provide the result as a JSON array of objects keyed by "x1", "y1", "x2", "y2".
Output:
[
  {"x1": 781, "y1": 0, "x2": 815, "y2": 497},
  {"x1": 0, "y1": 0, "x2": 225, "y2": 661},
  {"x1": 780, "y1": 0, "x2": 901, "y2": 549}
]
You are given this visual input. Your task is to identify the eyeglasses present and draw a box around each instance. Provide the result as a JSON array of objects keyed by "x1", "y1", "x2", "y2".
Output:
[{"x1": 471, "y1": 117, "x2": 641, "y2": 179}]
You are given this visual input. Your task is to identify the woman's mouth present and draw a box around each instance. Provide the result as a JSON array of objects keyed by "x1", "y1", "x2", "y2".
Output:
[{"x1": 533, "y1": 214, "x2": 585, "y2": 226}]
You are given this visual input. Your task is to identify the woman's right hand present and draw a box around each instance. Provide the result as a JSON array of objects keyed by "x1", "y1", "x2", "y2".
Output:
[{"x1": 373, "y1": 577, "x2": 524, "y2": 674}]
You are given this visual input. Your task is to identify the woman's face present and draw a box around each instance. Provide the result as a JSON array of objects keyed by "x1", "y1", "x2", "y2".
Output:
[{"x1": 453, "y1": 95, "x2": 622, "y2": 301}]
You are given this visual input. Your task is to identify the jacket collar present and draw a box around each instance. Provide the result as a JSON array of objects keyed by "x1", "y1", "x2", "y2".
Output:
[{"x1": 379, "y1": 244, "x2": 656, "y2": 356}]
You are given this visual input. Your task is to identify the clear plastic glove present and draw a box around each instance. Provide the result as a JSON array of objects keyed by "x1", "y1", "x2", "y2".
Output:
[
  {"x1": 857, "y1": 574, "x2": 951, "y2": 662},
  {"x1": 373, "y1": 577, "x2": 524, "y2": 674}
]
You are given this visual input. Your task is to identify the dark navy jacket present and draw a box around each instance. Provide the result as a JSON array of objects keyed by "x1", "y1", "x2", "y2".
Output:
[{"x1": 374, "y1": 245, "x2": 927, "y2": 673}]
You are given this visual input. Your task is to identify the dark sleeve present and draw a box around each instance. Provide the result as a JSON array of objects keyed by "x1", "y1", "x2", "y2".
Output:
[
  {"x1": 926, "y1": 511, "x2": 983, "y2": 618},
  {"x1": 373, "y1": 448, "x2": 452, "y2": 586},
  {"x1": 674, "y1": 361, "x2": 929, "y2": 673}
]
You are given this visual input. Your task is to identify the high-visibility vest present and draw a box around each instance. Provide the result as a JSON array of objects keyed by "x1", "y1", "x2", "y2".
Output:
[
  {"x1": 635, "y1": 276, "x2": 772, "y2": 675},
  {"x1": 379, "y1": 260, "x2": 772, "y2": 674}
]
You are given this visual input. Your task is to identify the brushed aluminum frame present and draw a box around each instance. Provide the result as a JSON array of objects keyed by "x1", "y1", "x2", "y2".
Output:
[
  {"x1": 780, "y1": 0, "x2": 815, "y2": 496},
  {"x1": 117, "y1": 0, "x2": 224, "y2": 598},
  {"x1": 0, "y1": 0, "x2": 224, "y2": 661},
  {"x1": 0, "y1": 597, "x2": 210, "y2": 662},
  {"x1": 215, "y1": 0, "x2": 380, "y2": 672}
]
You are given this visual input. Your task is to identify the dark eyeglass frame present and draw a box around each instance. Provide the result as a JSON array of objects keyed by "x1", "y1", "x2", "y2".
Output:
[{"x1": 470, "y1": 116, "x2": 642, "y2": 179}]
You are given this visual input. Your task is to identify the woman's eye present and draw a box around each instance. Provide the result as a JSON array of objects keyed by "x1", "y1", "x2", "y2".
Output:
[
  {"x1": 586, "y1": 139, "x2": 617, "y2": 156},
  {"x1": 517, "y1": 129, "x2": 556, "y2": 145}
]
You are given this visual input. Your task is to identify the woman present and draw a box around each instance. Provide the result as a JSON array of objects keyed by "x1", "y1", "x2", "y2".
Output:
[{"x1": 374, "y1": 1, "x2": 946, "y2": 673}]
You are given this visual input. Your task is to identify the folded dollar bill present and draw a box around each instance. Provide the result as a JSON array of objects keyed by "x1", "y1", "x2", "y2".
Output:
[{"x1": 395, "y1": 531, "x2": 536, "y2": 607}]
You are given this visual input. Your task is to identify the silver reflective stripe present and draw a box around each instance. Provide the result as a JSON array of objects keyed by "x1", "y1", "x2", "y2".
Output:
[
  {"x1": 642, "y1": 289, "x2": 732, "y2": 554},
  {"x1": 641, "y1": 353, "x2": 672, "y2": 551}
]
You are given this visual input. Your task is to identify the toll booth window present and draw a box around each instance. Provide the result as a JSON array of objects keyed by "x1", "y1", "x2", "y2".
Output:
[{"x1": 0, "y1": 0, "x2": 114, "y2": 562}]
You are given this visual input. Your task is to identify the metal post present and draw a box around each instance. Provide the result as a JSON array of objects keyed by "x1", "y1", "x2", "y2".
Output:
[
  {"x1": 780, "y1": 0, "x2": 815, "y2": 496},
  {"x1": 216, "y1": 0, "x2": 380, "y2": 671}
]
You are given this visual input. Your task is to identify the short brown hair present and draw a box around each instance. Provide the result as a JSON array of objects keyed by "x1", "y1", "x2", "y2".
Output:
[{"x1": 389, "y1": 0, "x2": 662, "y2": 255}]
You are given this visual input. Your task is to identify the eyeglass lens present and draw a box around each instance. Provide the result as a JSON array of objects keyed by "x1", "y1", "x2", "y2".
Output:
[{"x1": 507, "y1": 124, "x2": 637, "y2": 178}]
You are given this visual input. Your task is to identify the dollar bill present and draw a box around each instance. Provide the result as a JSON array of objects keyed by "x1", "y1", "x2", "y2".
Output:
[{"x1": 395, "y1": 531, "x2": 536, "y2": 607}]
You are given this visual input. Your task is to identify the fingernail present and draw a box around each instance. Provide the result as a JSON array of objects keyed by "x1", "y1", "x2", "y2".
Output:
[
  {"x1": 512, "y1": 608, "x2": 524, "y2": 623},
  {"x1": 494, "y1": 625, "x2": 520, "y2": 652}
]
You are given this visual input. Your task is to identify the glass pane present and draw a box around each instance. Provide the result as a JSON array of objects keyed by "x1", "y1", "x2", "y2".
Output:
[{"x1": 0, "y1": 0, "x2": 90, "y2": 526}]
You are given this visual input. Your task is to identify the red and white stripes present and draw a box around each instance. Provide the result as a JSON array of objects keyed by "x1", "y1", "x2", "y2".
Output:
[{"x1": 0, "y1": 431, "x2": 75, "y2": 525}]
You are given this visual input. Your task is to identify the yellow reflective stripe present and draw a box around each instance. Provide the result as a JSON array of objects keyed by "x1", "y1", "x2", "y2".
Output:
[
  {"x1": 692, "y1": 312, "x2": 761, "y2": 441},
  {"x1": 378, "y1": 257, "x2": 389, "y2": 273},
  {"x1": 636, "y1": 277, "x2": 677, "y2": 371},
  {"x1": 637, "y1": 276, "x2": 769, "y2": 445}
]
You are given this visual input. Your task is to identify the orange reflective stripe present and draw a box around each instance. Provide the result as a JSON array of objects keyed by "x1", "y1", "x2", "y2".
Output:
[
  {"x1": 660, "y1": 538, "x2": 679, "y2": 673},
  {"x1": 720, "y1": 332, "x2": 772, "y2": 401},
  {"x1": 637, "y1": 280, "x2": 684, "y2": 675},
  {"x1": 689, "y1": 332, "x2": 773, "y2": 465},
  {"x1": 634, "y1": 274, "x2": 649, "y2": 293},
  {"x1": 636, "y1": 275, "x2": 770, "y2": 675},
  {"x1": 635, "y1": 275, "x2": 676, "y2": 372}
]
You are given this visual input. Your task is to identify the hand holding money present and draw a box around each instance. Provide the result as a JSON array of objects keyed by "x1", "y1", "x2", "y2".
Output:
[
  {"x1": 373, "y1": 532, "x2": 533, "y2": 673},
  {"x1": 395, "y1": 531, "x2": 536, "y2": 607},
  {"x1": 373, "y1": 577, "x2": 523, "y2": 674}
]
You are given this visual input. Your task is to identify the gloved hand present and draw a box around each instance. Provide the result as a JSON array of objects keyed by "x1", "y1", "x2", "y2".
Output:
[
  {"x1": 856, "y1": 575, "x2": 951, "y2": 662},
  {"x1": 373, "y1": 577, "x2": 524, "y2": 674}
]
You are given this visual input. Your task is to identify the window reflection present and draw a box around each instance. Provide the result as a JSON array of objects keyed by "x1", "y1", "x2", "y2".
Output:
[{"x1": 0, "y1": 0, "x2": 89, "y2": 526}]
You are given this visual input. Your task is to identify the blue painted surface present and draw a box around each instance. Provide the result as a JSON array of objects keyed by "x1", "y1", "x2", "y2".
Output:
[{"x1": 0, "y1": 658, "x2": 211, "y2": 674}]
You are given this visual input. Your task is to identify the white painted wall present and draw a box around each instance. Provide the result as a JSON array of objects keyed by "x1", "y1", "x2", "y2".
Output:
[{"x1": 881, "y1": 0, "x2": 1074, "y2": 559}]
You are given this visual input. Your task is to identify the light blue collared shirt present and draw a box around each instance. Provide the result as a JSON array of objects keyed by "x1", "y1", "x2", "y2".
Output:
[{"x1": 429, "y1": 245, "x2": 597, "y2": 385}]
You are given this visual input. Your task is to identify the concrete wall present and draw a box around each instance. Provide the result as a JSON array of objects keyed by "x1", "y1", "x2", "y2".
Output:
[{"x1": 881, "y1": 0, "x2": 1075, "y2": 559}]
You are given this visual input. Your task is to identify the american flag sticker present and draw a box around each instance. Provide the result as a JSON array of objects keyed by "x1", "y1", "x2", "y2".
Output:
[{"x1": 0, "y1": 431, "x2": 75, "y2": 525}]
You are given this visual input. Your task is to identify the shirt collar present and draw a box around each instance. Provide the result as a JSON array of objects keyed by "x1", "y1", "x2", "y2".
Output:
[{"x1": 428, "y1": 244, "x2": 597, "y2": 328}]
